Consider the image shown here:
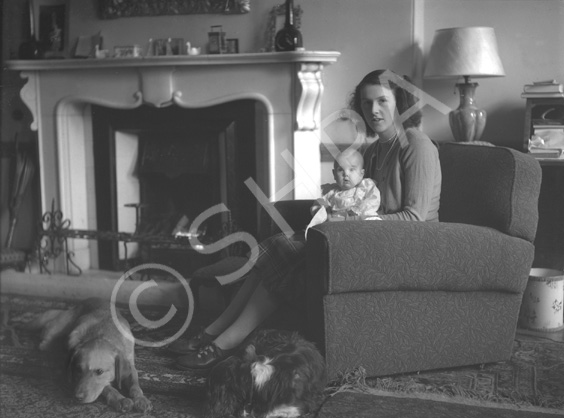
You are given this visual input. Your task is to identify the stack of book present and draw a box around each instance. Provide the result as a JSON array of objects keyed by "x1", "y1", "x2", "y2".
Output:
[
  {"x1": 522, "y1": 80, "x2": 564, "y2": 98},
  {"x1": 529, "y1": 121, "x2": 564, "y2": 158},
  {"x1": 529, "y1": 146, "x2": 563, "y2": 159}
]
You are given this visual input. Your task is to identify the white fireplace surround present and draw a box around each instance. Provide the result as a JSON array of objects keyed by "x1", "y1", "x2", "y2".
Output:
[{"x1": 7, "y1": 51, "x2": 339, "y2": 271}]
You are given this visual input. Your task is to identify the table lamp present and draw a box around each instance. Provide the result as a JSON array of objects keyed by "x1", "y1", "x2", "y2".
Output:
[{"x1": 424, "y1": 27, "x2": 505, "y2": 142}]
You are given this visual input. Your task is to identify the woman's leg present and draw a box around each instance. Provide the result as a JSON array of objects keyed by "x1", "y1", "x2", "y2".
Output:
[
  {"x1": 176, "y1": 232, "x2": 305, "y2": 368},
  {"x1": 203, "y1": 271, "x2": 261, "y2": 336},
  {"x1": 204, "y1": 232, "x2": 305, "y2": 337},
  {"x1": 213, "y1": 282, "x2": 279, "y2": 350},
  {"x1": 175, "y1": 282, "x2": 280, "y2": 369}
]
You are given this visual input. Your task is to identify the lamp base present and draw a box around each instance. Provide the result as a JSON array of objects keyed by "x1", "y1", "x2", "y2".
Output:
[{"x1": 449, "y1": 81, "x2": 487, "y2": 142}]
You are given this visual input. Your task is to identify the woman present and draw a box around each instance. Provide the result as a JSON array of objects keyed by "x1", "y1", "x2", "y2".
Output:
[
  {"x1": 172, "y1": 69, "x2": 441, "y2": 370},
  {"x1": 352, "y1": 69, "x2": 441, "y2": 221}
]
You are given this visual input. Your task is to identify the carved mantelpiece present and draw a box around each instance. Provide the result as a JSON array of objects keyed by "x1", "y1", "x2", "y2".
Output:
[{"x1": 6, "y1": 51, "x2": 339, "y2": 270}]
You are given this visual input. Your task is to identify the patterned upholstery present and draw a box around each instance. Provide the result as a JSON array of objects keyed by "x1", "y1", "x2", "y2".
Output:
[
  {"x1": 439, "y1": 143, "x2": 540, "y2": 241},
  {"x1": 297, "y1": 143, "x2": 542, "y2": 379}
]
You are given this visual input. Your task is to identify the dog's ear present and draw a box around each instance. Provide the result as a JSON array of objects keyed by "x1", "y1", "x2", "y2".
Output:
[
  {"x1": 67, "y1": 316, "x2": 98, "y2": 350},
  {"x1": 114, "y1": 355, "x2": 122, "y2": 390},
  {"x1": 114, "y1": 353, "x2": 131, "y2": 391},
  {"x1": 66, "y1": 348, "x2": 78, "y2": 385}
]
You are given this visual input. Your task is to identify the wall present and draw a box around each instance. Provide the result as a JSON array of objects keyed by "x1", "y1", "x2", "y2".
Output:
[{"x1": 2, "y1": 0, "x2": 563, "y2": 247}]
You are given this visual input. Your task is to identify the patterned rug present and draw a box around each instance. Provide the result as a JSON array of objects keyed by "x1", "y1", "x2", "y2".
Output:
[
  {"x1": 1, "y1": 294, "x2": 563, "y2": 417},
  {"x1": 0, "y1": 294, "x2": 207, "y2": 418},
  {"x1": 326, "y1": 336, "x2": 564, "y2": 414}
]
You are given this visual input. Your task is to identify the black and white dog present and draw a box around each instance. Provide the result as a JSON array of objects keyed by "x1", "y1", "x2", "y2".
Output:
[{"x1": 206, "y1": 329, "x2": 327, "y2": 418}]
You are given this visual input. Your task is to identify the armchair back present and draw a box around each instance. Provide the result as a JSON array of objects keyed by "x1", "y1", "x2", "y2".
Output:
[{"x1": 439, "y1": 143, "x2": 541, "y2": 242}]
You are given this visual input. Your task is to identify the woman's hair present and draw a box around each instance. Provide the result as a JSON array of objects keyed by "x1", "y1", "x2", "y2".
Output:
[{"x1": 348, "y1": 69, "x2": 422, "y2": 137}]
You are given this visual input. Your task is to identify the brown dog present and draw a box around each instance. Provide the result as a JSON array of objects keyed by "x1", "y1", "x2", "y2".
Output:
[{"x1": 30, "y1": 297, "x2": 152, "y2": 413}]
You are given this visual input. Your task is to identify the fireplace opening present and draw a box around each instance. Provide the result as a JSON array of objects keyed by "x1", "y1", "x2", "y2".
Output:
[{"x1": 91, "y1": 100, "x2": 259, "y2": 274}]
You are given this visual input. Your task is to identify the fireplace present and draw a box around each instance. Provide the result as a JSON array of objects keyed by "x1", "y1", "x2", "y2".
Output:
[
  {"x1": 91, "y1": 101, "x2": 258, "y2": 272},
  {"x1": 7, "y1": 51, "x2": 340, "y2": 273}
]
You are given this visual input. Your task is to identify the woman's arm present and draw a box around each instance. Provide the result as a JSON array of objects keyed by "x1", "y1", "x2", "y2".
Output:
[{"x1": 379, "y1": 137, "x2": 440, "y2": 221}]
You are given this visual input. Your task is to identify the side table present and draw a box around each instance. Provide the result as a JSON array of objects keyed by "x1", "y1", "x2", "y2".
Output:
[{"x1": 533, "y1": 158, "x2": 564, "y2": 270}]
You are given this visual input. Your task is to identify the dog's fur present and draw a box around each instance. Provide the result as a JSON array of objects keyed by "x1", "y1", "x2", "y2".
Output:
[
  {"x1": 29, "y1": 297, "x2": 152, "y2": 413},
  {"x1": 206, "y1": 329, "x2": 327, "y2": 418}
]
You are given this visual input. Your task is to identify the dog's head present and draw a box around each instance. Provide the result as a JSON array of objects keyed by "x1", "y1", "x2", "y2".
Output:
[
  {"x1": 67, "y1": 339, "x2": 128, "y2": 404},
  {"x1": 207, "y1": 331, "x2": 327, "y2": 418}
]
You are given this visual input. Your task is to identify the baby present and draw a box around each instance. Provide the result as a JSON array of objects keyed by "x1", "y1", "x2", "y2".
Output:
[{"x1": 307, "y1": 148, "x2": 380, "y2": 234}]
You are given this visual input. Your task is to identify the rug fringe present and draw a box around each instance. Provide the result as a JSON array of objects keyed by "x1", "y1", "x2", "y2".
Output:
[{"x1": 324, "y1": 366, "x2": 564, "y2": 414}]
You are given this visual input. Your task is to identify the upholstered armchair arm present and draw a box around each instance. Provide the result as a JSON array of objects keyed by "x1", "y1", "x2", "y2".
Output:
[{"x1": 306, "y1": 220, "x2": 534, "y2": 295}]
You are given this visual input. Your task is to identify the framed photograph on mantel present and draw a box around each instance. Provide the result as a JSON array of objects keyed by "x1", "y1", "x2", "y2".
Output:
[{"x1": 34, "y1": 0, "x2": 69, "y2": 58}]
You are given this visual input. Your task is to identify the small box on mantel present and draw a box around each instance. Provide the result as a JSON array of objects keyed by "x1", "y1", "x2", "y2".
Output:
[{"x1": 114, "y1": 45, "x2": 142, "y2": 58}]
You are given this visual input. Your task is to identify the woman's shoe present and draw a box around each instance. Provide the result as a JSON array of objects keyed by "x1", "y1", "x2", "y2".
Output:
[
  {"x1": 167, "y1": 328, "x2": 217, "y2": 355},
  {"x1": 175, "y1": 342, "x2": 233, "y2": 370}
]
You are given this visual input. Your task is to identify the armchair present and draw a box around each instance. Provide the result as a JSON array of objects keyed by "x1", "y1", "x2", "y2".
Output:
[{"x1": 262, "y1": 143, "x2": 541, "y2": 379}]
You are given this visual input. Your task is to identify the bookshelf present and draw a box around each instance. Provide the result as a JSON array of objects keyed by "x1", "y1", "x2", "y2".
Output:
[
  {"x1": 521, "y1": 93, "x2": 564, "y2": 269},
  {"x1": 534, "y1": 160, "x2": 564, "y2": 271},
  {"x1": 523, "y1": 96, "x2": 564, "y2": 153}
]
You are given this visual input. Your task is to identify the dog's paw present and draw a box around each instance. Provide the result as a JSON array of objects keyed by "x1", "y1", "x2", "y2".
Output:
[
  {"x1": 111, "y1": 397, "x2": 134, "y2": 413},
  {"x1": 134, "y1": 395, "x2": 153, "y2": 413},
  {"x1": 38, "y1": 340, "x2": 51, "y2": 351}
]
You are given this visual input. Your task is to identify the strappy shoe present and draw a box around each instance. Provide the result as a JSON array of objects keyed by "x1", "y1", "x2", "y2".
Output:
[
  {"x1": 167, "y1": 328, "x2": 217, "y2": 355},
  {"x1": 175, "y1": 342, "x2": 233, "y2": 370}
]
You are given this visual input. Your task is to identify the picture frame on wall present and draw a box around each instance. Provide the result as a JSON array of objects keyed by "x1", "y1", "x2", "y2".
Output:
[
  {"x1": 34, "y1": 0, "x2": 69, "y2": 58},
  {"x1": 99, "y1": 0, "x2": 251, "y2": 18}
]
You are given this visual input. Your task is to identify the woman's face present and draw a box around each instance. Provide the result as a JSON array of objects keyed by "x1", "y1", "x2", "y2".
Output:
[{"x1": 360, "y1": 84, "x2": 397, "y2": 139}]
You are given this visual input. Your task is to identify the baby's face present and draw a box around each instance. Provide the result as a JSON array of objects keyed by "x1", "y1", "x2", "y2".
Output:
[{"x1": 333, "y1": 152, "x2": 364, "y2": 190}]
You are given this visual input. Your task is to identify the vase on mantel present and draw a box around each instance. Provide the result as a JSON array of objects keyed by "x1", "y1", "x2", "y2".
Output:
[
  {"x1": 19, "y1": 0, "x2": 43, "y2": 59},
  {"x1": 274, "y1": 0, "x2": 303, "y2": 52}
]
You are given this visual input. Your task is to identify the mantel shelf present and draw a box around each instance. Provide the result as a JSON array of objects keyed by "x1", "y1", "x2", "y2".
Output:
[{"x1": 5, "y1": 51, "x2": 341, "y2": 71}]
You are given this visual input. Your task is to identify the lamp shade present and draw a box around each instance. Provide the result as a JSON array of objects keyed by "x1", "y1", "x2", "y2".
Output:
[{"x1": 424, "y1": 27, "x2": 505, "y2": 78}]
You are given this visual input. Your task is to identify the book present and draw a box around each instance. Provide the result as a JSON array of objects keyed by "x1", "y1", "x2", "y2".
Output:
[
  {"x1": 522, "y1": 92, "x2": 564, "y2": 99},
  {"x1": 529, "y1": 148, "x2": 564, "y2": 158},
  {"x1": 533, "y1": 79, "x2": 557, "y2": 84},
  {"x1": 523, "y1": 82, "x2": 563, "y2": 94},
  {"x1": 533, "y1": 124, "x2": 564, "y2": 130}
]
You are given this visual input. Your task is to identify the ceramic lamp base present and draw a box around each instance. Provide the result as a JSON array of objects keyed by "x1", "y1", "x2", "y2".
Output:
[
  {"x1": 449, "y1": 81, "x2": 487, "y2": 142},
  {"x1": 519, "y1": 268, "x2": 564, "y2": 332}
]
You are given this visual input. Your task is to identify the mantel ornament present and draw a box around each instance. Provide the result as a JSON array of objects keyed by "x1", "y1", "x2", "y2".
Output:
[
  {"x1": 266, "y1": 3, "x2": 302, "y2": 52},
  {"x1": 99, "y1": 0, "x2": 250, "y2": 18}
]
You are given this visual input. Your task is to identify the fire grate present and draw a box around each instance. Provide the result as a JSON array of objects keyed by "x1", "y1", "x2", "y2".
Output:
[{"x1": 34, "y1": 200, "x2": 247, "y2": 277}]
